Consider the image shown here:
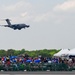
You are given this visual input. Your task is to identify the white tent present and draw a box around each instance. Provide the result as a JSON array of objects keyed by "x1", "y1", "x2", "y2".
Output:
[
  {"x1": 54, "y1": 49, "x2": 69, "y2": 57},
  {"x1": 68, "y1": 48, "x2": 75, "y2": 56}
]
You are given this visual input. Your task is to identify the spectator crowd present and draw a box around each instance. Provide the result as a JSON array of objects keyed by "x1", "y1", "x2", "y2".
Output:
[{"x1": 0, "y1": 54, "x2": 75, "y2": 71}]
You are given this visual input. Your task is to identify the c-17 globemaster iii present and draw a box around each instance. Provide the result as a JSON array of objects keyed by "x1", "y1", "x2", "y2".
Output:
[{"x1": 0, "y1": 19, "x2": 30, "y2": 30}]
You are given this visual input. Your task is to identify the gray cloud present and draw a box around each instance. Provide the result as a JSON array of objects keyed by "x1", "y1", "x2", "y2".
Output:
[{"x1": 0, "y1": 0, "x2": 75, "y2": 50}]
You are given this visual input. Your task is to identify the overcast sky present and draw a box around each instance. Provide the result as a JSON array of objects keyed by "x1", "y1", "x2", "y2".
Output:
[{"x1": 0, "y1": 0, "x2": 75, "y2": 50}]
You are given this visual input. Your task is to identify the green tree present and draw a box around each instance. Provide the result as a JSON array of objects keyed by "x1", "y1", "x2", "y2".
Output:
[
  {"x1": 0, "y1": 49, "x2": 6, "y2": 56},
  {"x1": 6, "y1": 49, "x2": 15, "y2": 56},
  {"x1": 20, "y1": 49, "x2": 25, "y2": 54}
]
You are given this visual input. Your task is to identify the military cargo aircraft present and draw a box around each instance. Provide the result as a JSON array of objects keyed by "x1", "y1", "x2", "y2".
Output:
[{"x1": 0, "y1": 19, "x2": 30, "y2": 30}]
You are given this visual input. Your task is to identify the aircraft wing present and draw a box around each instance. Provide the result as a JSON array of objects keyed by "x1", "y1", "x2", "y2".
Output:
[{"x1": 0, "y1": 25, "x2": 8, "y2": 27}]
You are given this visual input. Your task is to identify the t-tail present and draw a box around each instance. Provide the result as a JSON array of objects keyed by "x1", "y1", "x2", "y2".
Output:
[{"x1": 6, "y1": 19, "x2": 11, "y2": 26}]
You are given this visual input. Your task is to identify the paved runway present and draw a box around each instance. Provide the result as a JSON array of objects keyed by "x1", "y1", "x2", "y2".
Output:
[{"x1": 0, "y1": 71, "x2": 75, "y2": 75}]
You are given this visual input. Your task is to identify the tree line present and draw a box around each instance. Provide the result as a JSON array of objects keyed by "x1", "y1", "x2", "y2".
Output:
[{"x1": 0, "y1": 49, "x2": 60, "y2": 57}]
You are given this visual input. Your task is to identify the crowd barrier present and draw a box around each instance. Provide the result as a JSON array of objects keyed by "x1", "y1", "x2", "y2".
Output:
[{"x1": 0, "y1": 63, "x2": 75, "y2": 71}]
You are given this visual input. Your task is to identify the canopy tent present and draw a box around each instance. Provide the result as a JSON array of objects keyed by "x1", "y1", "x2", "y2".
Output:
[
  {"x1": 68, "y1": 48, "x2": 75, "y2": 56},
  {"x1": 54, "y1": 49, "x2": 69, "y2": 57}
]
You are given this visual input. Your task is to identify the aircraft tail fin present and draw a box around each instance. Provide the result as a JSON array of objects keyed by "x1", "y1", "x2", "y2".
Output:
[{"x1": 6, "y1": 19, "x2": 11, "y2": 26}]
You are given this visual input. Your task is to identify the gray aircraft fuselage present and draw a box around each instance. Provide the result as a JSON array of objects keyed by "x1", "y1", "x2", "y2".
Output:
[{"x1": 7, "y1": 23, "x2": 29, "y2": 30}]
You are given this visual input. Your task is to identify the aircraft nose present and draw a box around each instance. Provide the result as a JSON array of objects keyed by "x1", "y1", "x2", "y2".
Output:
[{"x1": 27, "y1": 25, "x2": 30, "y2": 27}]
